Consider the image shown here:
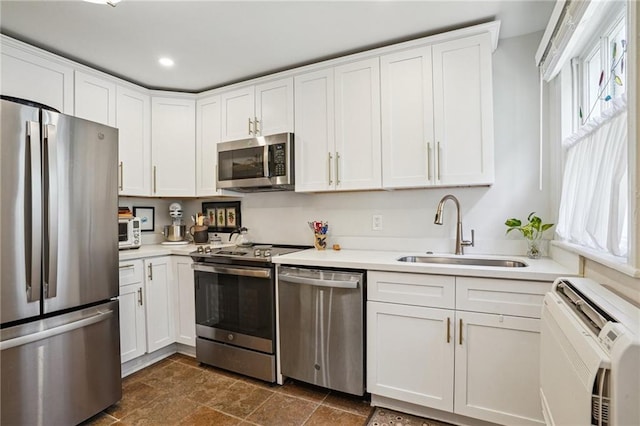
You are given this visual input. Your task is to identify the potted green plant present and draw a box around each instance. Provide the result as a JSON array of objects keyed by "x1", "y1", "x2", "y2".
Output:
[{"x1": 505, "y1": 212, "x2": 554, "y2": 259}]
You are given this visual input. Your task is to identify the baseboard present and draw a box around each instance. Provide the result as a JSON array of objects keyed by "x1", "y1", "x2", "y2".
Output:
[{"x1": 121, "y1": 343, "x2": 197, "y2": 377}]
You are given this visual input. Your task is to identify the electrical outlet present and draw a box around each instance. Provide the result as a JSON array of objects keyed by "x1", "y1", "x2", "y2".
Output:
[{"x1": 372, "y1": 215, "x2": 383, "y2": 231}]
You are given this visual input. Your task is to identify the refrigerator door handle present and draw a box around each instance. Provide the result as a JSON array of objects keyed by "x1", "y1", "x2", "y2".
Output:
[
  {"x1": 44, "y1": 124, "x2": 58, "y2": 299},
  {"x1": 0, "y1": 309, "x2": 114, "y2": 351},
  {"x1": 26, "y1": 121, "x2": 42, "y2": 303}
]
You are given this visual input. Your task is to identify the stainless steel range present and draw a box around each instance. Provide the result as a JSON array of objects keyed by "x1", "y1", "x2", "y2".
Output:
[{"x1": 190, "y1": 244, "x2": 303, "y2": 382}]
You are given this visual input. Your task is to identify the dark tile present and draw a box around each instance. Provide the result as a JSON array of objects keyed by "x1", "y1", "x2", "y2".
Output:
[
  {"x1": 184, "y1": 369, "x2": 238, "y2": 404},
  {"x1": 118, "y1": 395, "x2": 199, "y2": 425},
  {"x1": 123, "y1": 358, "x2": 174, "y2": 385},
  {"x1": 276, "y1": 379, "x2": 330, "y2": 402},
  {"x1": 205, "y1": 380, "x2": 274, "y2": 419},
  {"x1": 105, "y1": 381, "x2": 169, "y2": 420},
  {"x1": 304, "y1": 405, "x2": 368, "y2": 426},
  {"x1": 178, "y1": 405, "x2": 242, "y2": 426},
  {"x1": 247, "y1": 393, "x2": 318, "y2": 426},
  {"x1": 170, "y1": 352, "x2": 202, "y2": 368},
  {"x1": 323, "y1": 391, "x2": 373, "y2": 417},
  {"x1": 142, "y1": 360, "x2": 203, "y2": 396}
]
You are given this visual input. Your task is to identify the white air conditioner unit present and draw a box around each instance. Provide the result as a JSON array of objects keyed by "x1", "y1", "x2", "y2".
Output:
[{"x1": 540, "y1": 278, "x2": 640, "y2": 426}]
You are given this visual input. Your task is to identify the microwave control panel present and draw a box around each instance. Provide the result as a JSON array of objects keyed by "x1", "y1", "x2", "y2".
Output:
[{"x1": 270, "y1": 143, "x2": 287, "y2": 176}]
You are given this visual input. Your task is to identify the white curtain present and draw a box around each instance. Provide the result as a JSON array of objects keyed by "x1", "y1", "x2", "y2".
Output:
[{"x1": 556, "y1": 95, "x2": 628, "y2": 257}]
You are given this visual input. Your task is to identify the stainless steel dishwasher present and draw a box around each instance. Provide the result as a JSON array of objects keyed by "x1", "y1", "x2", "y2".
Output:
[{"x1": 277, "y1": 266, "x2": 365, "y2": 396}]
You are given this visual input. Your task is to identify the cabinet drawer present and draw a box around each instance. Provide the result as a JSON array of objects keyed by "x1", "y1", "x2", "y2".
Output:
[
  {"x1": 368, "y1": 271, "x2": 455, "y2": 308},
  {"x1": 118, "y1": 259, "x2": 143, "y2": 286},
  {"x1": 455, "y1": 277, "x2": 551, "y2": 318}
]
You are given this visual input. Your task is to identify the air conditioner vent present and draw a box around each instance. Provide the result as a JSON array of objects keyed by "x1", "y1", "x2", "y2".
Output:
[{"x1": 591, "y1": 368, "x2": 611, "y2": 426}]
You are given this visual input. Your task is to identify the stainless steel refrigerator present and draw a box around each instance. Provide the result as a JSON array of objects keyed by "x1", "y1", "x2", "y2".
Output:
[{"x1": 0, "y1": 97, "x2": 122, "y2": 425}]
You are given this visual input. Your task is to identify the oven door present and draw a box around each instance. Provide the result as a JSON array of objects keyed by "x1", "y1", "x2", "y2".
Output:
[{"x1": 193, "y1": 263, "x2": 274, "y2": 354}]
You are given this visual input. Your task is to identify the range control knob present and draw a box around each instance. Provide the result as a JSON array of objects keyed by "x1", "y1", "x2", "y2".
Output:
[
  {"x1": 197, "y1": 246, "x2": 204, "y2": 253},
  {"x1": 204, "y1": 246, "x2": 212, "y2": 253},
  {"x1": 227, "y1": 334, "x2": 234, "y2": 341}
]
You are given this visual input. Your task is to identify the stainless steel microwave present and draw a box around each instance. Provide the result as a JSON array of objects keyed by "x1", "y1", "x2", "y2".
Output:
[{"x1": 216, "y1": 132, "x2": 294, "y2": 192}]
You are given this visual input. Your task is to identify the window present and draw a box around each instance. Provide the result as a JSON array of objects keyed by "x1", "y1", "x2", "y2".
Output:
[{"x1": 555, "y1": 7, "x2": 628, "y2": 259}]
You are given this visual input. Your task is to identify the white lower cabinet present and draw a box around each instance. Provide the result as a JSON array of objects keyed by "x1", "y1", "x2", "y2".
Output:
[
  {"x1": 172, "y1": 256, "x2": 196, "y2": 346},
  {"x1": 118, "y1": 261, "x2": 146, "y2": 363},
  {"x1": 367, "y1": 301, "x2": 454, "y2": 411},
  {"x1": 144, "y1": 256, "x2": 175, "y2": 353},
  {"x1": 367, "y1": 271, "x2": 549, "y2": 426}
]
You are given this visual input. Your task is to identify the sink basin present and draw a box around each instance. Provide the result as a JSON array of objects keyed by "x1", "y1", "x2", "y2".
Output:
[{"x1": 397, "y1": 256, "x2": 528, "y2": 268}]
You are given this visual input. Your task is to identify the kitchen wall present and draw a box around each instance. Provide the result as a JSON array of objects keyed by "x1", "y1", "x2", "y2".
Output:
[
  {"x1": 186, "y1": 32, "x2": 550, "y2": 256},
  {"x1": 119, "y1": 198, "x2": 183, "y2": 244}
]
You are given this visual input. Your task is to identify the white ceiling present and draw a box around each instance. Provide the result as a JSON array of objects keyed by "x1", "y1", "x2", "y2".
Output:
[{"x1": 0, "y1": 0, "x2": 555, "y2": 92}]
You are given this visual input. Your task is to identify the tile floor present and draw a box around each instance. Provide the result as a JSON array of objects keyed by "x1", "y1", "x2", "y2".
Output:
[{"x1": 82, "y1": 353, "x2": 376, "y2": 426}]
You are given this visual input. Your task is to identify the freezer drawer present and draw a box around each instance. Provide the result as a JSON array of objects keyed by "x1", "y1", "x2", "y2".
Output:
[
  {"x1": 278, "y1": 266, "x2": 365, "y2": 395},
  {"x1": 1, "y1": 301, "x2": 122, "y2": 426}
]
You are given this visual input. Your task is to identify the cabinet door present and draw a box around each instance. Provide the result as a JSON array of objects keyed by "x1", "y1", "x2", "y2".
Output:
[
  {"x1": 151, "y1": 97, "x2": 196, "y2": 196},
  {"x1": 172, "y1": 257, "x2": 196, "y2": 347},
  {"x1": 454, "y1": 311, "x2": 544, "y2": 426},
  {"x1": 196, "y1": 95, "x2": 221, "y2": 196},
  {"x1": 117, "y1": 85, "x2": 151, "y2": 196},
  {"x1": 381, "y1": 47, "x2": 435, "y2": 188},
  {"x1": 432, "y1": 33, "x2": 494, "y2": 186},
  {"x1": 334, "y1": 58, "x2": 381, "y2": 191},
  {"x1": 220, "y1": 86, "x2": 255, "y2": 142},
  {"x1": 118, "y1": 282, "x2": 146, "y2": 363},
  {"x1": 255, "y1": 77, "x2": 294, "y2": 136},
  {"x1": 74, "y1": 71, "x2": 116, "y2": 126},
  {"x1": 144, "y1": 257, "x2": 175, "y2": 353},
  {"x1": 294, "y1": 68, "x2": 335, "y2": 192},
  {"x1": 367, "y1": 301, "x2": 454, "y2": 411},
  {"x1": 1, "y1": 42, "x2": 74, "y2": 113}
]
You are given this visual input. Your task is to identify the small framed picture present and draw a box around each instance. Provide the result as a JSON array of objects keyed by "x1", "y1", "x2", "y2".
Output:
[
  {"x1": 133, "y1": 206, "x2": 155, "y2": 232},
  {"x1": 226, "y1": 207, "x2": 237, "y2": 228},
  {"x1": 216, "y1": 208, "x2": 226, "y2": 227},
  {"x1": 202, "y1": 201, "x2": 241, "y2": 232}
]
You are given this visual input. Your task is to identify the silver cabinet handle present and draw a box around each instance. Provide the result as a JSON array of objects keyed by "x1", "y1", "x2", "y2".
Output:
[
  {"x1": 254, "y1": 116, "x2": 260, "y2": 135},
  {"x1": 0, "y1": 310, "x2": 114, "y2": 351},
  {"x1": 426, "y1": 142, "x2": 432, "y2": 181},
  {"x1": 436, "y1": 141, "x2": 441, "y2": 181},
  {"x1": 248, "y1": 117, "x2": 253, "y2": 135},
  {"x1": 44, "y1": 124, "x2": 58, "y2": 299},
  {"x1": 137, "y1": 288, "x2": 143, "y2": 306},
  {"x1": 119, "y1": 161, "x2": 124, "y2": 190},
  {"x1": 119, "y1": 264, "x2": 135, "y2": 269},
  {"x1": 153, "y1": 166, "x2": 157, "y2": 194},
  {"x1": 328, "y1": 152, "x2": 333, "y2": 186},
  {"x1": 446, "y1": 317, "x2": 451, "y2": 343},
  {"x1": 26, "y1": 121, "x2": 42, "y2": 303},
  {"x1": 335, "y1": 152, "x2": 340, "y2": 186},
  {"x1": 148, "y1": 263, "x2": 153, "y2": 281},
  {"x1": 459, "y1": 318, "x2": 463, "y2": 345}
]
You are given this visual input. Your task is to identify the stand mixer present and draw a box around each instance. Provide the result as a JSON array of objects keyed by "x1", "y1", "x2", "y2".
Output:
[{"x1": 162, "y1": 202, "x2": 188, "y2": 244}]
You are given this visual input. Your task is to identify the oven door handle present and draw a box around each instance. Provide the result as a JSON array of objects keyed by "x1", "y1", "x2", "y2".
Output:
[{"x1": 192, "y1": 263, "x2": 272, "y2": 278}]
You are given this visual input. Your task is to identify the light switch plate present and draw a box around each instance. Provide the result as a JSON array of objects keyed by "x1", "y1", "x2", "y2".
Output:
[{"x1": 372, "y1": 215, "x2": 383, "y2": 231}]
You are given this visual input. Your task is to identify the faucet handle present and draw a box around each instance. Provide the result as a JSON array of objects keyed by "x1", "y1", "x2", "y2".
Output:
[{"x1": 462, "y1": 229, "x2": 475, "y2": 247}]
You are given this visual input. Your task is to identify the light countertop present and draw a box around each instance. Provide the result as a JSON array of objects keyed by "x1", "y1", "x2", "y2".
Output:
[
  {"x1": 271, "y1": 248, "x2": 579, "y2": 281},
  {"x1": 118, "y1": 242, "x2": 235, "y2": 261}
]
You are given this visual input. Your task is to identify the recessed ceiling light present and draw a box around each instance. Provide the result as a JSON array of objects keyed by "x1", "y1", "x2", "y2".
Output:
[{"x1": 159, "y1": 57, "x2": 175, "y2": 68}]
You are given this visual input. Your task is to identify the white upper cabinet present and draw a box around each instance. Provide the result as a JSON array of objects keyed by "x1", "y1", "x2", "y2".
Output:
[
  {"x1": 432, "y1": 33, "x2": 494, "y2": 186},
  {"x1": 116, "y1": 85, "x2": 151, "y2": 196},
  {"x1": 74, "y1": 70, "x2": 116, "y2": 126},
  {"x1": 1, "y1": 39, "x2": 74, "y2": 113},
  {"x1": 294, "y1": 68, "x2": 335, "y2": 192},
  {"x1": 196, "y1": 94, "x2": 221, "y2": 196},
  {"x1": 381, "y1": 47, "x2": 435, "y2": 188},
  {"x1": 295, "y1": 58, "x2": 381, "y2": 193},
  {"x1": 151, "y1": 96, "x2": 196, "y2": 196},
  {"x1": 220, "y1": 77, "x2": 293, "y2": 142},
  {"x1": 381, "y1": 32, "x2": 495, "y2": 188},
  {"x1": 334, "y1": 58, "x2": 382, "y2": 191}
]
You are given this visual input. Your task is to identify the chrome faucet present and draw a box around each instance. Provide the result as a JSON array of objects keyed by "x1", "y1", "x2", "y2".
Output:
[{"x1": 434, "y1": 194, "x2": 475, "y2": 255}]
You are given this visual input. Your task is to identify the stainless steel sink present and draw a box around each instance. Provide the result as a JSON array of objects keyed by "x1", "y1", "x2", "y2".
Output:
[{"x1": 397, "y1": 256, "x2": 528, "y2": 268}]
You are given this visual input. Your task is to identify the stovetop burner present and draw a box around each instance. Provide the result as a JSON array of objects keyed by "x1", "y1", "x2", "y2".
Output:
[{"x1": 191, "y1": 243, "x2": 307, "y2": 264}]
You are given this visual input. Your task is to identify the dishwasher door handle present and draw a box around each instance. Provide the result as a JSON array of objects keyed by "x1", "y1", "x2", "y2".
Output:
[{"x1": 279, "y1": 274, "x2": 358, "y2": 289}]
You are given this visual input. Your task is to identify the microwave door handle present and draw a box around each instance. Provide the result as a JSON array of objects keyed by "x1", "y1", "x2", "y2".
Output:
[
  {"x1": 44, "y1": 123, "x2": 58, "y2": 299},
  {"x1": 26, "y1": 121, "x2": 42, "y2": 302},
  {"x1": 264, "y1": 145, "x2": 271, "y2": 178}
]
